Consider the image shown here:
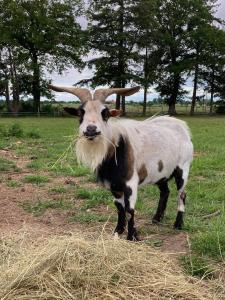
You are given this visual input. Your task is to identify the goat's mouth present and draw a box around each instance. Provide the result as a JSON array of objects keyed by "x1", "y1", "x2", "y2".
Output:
[{"x1": 83, "y1": 131, "x2": 101, "y2": 140}]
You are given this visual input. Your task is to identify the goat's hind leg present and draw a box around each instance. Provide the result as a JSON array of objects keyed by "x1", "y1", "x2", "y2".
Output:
[
  {"x1": 152, "y1": 180, "x2": 170, "y2": 224},
  {"x1": 173, "y1": 164, "x2": 189, "y2": 229}
]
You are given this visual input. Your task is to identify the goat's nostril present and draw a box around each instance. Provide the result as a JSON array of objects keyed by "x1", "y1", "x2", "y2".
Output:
[{"x1": 87, "y1": 125, "x2": 97, "y2": 133}]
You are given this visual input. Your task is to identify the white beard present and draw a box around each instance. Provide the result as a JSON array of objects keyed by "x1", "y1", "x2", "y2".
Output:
[{"x1": 75, "y1": 136, "x2": 109, "y2": 172}]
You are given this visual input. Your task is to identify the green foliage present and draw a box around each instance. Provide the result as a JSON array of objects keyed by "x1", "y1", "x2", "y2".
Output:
[
  {"x1": 0, "y1": 0, "x2": 86, "y2": 112},
  {"x1": 22, "y1": 199, "x2": 72, "y2": 216},
  {"x1": 76, "y1": 187, "x2": 112, "y2": 210},
  {"x1": 181, "y1": 255, "x2": 214, "y2": 279},
  {"x1": 49, "y1": 186, "x2": 67, "y2": 194},
  {"x1": 69, "y1": 213, "x2": 110, "y2": 223},
  {"x1": 7, "y1": 180, "x2": 21, "y2": 188},
  {"x1": 0, "y1": 157, "x2": 19, "y2": 172},
  {"x1": 191, "y1": 230, "x2": 225, "y2": 261},
  {"x1": 24, "y1": 175, "x2": 49, "y2": 185}
]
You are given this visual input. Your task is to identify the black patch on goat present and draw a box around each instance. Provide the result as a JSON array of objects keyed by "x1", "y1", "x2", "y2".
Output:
[
  {"x1": 63, "y1": 103, "x2": 86, "y2": 124},
  {"x1": 174, "y1": 211, "x2": 184, "y2": 229},
  {"x1": 154, "y1": 165, "x2": 185, "y2": 229},
  {"x1": 158, "y1": 160, "x2": 164, "y2": 172},
  {"x1": 101, "y1": 107, "x2": 110, "y2": 122},
  {"x1": 152, "y1": 180, "x2": 170, "y2": 223},
  {"x1": 173, "y1": 166, "x2": 184, "y2": 190},
  {"x1": 97, "y1": 135, "x2": 134, "y2": 193},
  {"x1": 114, "y1": 201, "x2": 126, "y2": 234}
]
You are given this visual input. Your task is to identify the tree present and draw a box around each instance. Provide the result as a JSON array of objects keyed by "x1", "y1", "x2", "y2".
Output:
[
  {"x1": 200, "y1": 25, "x2": 225, "y2": 114},
  {"x1": 134, "y1": 0, "x2": 161, "y2": 116},
  {"x1": 186, "y1": 0, "x2": 217, "y2": 115},
  {"x1": 0, "y1": 0, "x2": 86, "y2": 113},
  {"x1": 152, "y1": 0, "x2": 215, "y2": 115},
  {"x1": 87, "y1": 0, "x2": 141, "y2": 115}
]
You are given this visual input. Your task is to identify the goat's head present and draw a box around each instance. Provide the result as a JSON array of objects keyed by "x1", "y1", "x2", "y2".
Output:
[{"x1": 49, "y1": 84, "x2": 140, "y2": 141}]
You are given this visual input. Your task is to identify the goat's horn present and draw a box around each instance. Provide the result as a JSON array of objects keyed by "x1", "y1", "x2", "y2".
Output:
[
  {"x1": 93, "y1": 86, "x2": 140, "y2": 102},
  {"x1": 49, "y1": 84, "x2": 92, "y2": 102}
]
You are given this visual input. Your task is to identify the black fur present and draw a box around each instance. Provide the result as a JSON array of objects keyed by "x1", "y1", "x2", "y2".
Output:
[
  {"x1": 173, "y1": 166, "x2": 184, "y2": 190},
  {"x1": 114, "y1": 201, "x2": 126, "y2": 234},
  {"x1": 153, "y1": 166, "x2": 185, "y2": 229},
  {"x1": 127, "y1": 208, "x2": 138, "y2": 241},
  {"x1": 101, "y1": 107, "x2": 110, "y2": 122},
  {"x1": 152, "y1": 180, "x2": 170, "y2": 223},
  {"x1": 63, "y1": 103, "x2": 86, "y2": 124},
  {"x1": 174, "y1": 211, "x2": 184, "y2": 229},
  {"x1": 97, "y1": 135, "x2": 133, "y2": 194}
]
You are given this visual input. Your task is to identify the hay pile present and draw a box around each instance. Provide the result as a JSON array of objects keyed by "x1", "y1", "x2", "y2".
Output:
[{"x1": 0, "y1": 233, "x2": 224, "y2": 300}]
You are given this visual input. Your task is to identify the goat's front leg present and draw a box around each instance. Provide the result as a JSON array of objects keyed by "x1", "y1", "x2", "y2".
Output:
[
  {"x1": 124, "y1": 180, "x2": 138, "y2": 241},
  {"x1": 113, "y1": 195, "x2": 126, "y2": 235}
]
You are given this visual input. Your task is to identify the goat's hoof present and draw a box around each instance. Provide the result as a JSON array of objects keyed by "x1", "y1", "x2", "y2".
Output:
[
  {"x1": 127, "y1": 229, "x2": 139, "y2": 241},
  {"x1": 127, "y1": 235, "x2": 139, "y2": 241},
  {"x1": 173, "y1": 222, "x2": 183, "y2": 230},
  {"x1": 152, "y1": 216, "x2": 160, "y2": 224},
  {"x1": 114, "y1": 226, "x2": 125, "y2": 235}
]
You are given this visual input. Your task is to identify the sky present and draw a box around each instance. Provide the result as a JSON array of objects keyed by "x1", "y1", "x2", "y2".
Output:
[{"x1": 50, "y1": 0, "x2": 225, "y2": 102}]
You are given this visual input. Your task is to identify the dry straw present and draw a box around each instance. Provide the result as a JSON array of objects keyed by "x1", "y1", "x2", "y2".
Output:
[{"x1": 0, "y1": 232, "x2": 224, "y2": 300}]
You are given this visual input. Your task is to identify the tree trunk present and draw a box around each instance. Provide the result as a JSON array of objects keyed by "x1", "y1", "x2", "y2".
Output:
[
  {"x1": 143, "y1": 46, "x2": 148, "y2": 116},
  {"x1": 121, "y1": 95, "x2": 126, "y2": 116},
  {"x1": 168, "y1": 74, "x2": 180, "y2": 115},
  {"x1": 32, "y1": 53, "x2": 41, "y2": 115},
  {"x1": 5, "y1": 79, "x2": 11, "y2": 112},
  {"x1": 190, "y1": 50, "x2": 199, "y2": 116},
  {"x1": 117, "y1": 0, "x2": 126, "y2": 116},
  {"x1": 209, "y1": 68, "x2": 215, "y2": 115},
  {"x1": 8, "y1": 48, "x2": 20, "y2": 115},
  {"x1": 143, "y1": 85, "x2": 147, "y2": 116},
  {"x1": 116, "y1": 94, "x2": 120, "y2": 109}
]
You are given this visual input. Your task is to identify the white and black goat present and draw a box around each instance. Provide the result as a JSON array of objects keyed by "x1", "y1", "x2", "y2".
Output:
[{"x1": 50, "y1": 84, "x2": 193, "y2": 240}]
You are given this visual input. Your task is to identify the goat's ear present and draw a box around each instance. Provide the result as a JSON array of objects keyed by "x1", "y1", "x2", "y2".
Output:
[
  {"x1": 63, "y1": 107, "x2": 79, "y2": 116},
  {"x1": 109, "y1": 109, "x2": 121, "y2": 117}
]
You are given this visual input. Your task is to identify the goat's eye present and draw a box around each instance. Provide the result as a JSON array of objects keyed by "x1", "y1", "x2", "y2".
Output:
[
  {"x1": 79, "y1": 108, "x2": 85, "y2": 116},
  {"x1": 78, "y1": 108, "x2": 85, "y2": 124},
  {"x1": 101, "y1": 108, "x2": 110, "y2": 121}
]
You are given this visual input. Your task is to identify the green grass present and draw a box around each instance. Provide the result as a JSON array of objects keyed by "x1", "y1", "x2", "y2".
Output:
[
  {"x1": 22, "y1": 199, "x2": 72, "y2": 216},
  {"x1": 76, "y1": 187, "x2": 112, "y2": 210},
  {"x1": 7, "y1": 180, "x2": 21, "y2": 188},
  {"x1": 1, "y1": 116, "x2": 225, "y2": 264},
  {"x1": 0, "y1": 157, "x2": 19, "y2": 172},
  {"x1": 69, "y1": 212, "x2": 111, "y2": 223},
  {"x1": 180, "y1": 255, "x2": 215, "y2": 279},
  {"x1": 49, "y1": 186, "x2": 67, "y2": 194},
  {"x1": 24, "y1": 175, "x2": 50, "y2": 185}
]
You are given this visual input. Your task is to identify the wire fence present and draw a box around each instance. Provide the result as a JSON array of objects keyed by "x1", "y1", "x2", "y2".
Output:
[{"x1": 0, "y1": 103, "x2": 220, "y2": 117}]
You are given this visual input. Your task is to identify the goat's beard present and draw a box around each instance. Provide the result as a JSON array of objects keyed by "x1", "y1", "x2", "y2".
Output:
[{"x1": 75, "y1": 135, "x2": 109, "y2": 172}]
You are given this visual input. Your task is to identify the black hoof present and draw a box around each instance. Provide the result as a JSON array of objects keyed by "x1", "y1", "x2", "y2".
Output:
[
  {"x1": 173, "y1": 222, "x2": 183, "y2": 230},
  {"x1": 114, "y1": 226, "x2": 125, "y2": 235},
  {"x1": 127, "y1": 228, "x2": 139, "y2": 241},
  {"x1": 152, "y1": 215, "x2": 161, "y2": 224}
]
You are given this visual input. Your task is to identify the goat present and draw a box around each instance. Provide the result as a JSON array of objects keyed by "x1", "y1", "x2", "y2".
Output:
[{"x1": 49, "y1": 84, "x2": 193, "y2": 241}]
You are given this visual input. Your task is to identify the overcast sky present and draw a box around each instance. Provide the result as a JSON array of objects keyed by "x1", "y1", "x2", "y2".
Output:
[{"x1": 50, "y1": 0, "x2": 225, "y2": 102}]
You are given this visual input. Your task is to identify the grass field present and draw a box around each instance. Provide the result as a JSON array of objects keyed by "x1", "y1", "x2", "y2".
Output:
[{"x1": 0, "y1": 116, "x2": 225, "y2": 280}]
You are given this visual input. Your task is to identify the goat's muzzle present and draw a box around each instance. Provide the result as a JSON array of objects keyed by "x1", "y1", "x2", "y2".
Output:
[{"x1": 84, "y1": 125, "x2": 101, "y2": 140}]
